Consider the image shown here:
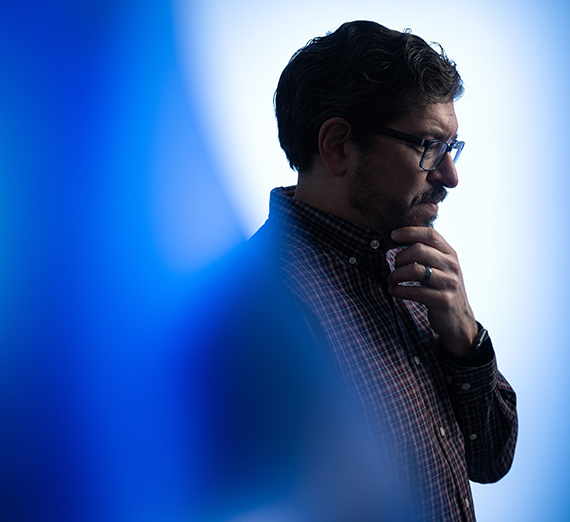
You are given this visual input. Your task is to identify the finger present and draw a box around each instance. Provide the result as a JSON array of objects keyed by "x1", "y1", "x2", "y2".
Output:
[
  {"x1": 393, "y1": 242, "x2": 446, "y2": 270},
  {"x1": 391, "y1": 226, "x2": 454, "y2": 255},
  {"x1": 387, "y1": 263, "x2": 434, "y2": 286},
  {"x1": 388, "y1": 282, "x2": 439, "y2": 306}
]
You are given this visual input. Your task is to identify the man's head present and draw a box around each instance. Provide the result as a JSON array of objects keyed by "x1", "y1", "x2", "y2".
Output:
[
  {"x1": 274, "y1": 21, "x2": 463, "y2": 174},
  {"x1": 346, "y1": 101, "x2": 460, "y2": 239}
]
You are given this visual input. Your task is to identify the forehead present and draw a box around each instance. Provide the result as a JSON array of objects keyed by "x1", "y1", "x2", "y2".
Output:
[{"x1": 398, "y1": 102, "x2": 458, "y2": 139}]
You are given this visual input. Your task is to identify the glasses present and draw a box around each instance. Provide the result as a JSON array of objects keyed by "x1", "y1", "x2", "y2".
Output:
[{"x1": 374, "y1": 126, "x2": 465, "y2": 171}]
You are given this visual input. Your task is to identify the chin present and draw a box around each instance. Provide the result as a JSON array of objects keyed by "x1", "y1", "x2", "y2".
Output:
[{"x1": 410, "y1": 210, "x2": 438, "y2": 228}]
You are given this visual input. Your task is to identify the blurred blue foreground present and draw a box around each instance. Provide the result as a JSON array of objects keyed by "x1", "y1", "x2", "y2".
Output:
[{"x1": 0, "y1": 2, "x2": 408, "y2": 521}]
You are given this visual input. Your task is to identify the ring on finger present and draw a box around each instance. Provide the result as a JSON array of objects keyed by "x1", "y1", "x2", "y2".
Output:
[{"x1": 421, "y1": 264, "x2": 431, "y2": 286}]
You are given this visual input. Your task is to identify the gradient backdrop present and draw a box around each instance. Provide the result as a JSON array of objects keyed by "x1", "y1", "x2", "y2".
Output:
[{"x1": 1, "y1": 1, "x2": 568, "y2": 520}]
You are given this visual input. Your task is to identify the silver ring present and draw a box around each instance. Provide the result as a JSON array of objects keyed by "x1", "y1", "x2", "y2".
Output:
[{"x1": 421, "y1": 264, "x2": 431, "y2": 286}]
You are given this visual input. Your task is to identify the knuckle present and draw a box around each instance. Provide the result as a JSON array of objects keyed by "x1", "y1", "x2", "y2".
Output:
[
  {"x1": 426, "y1": 227, "x2": 438, "y2": 242},
  {"x1": 448, "y1": 280, "x2": 460, "y2": 293},
  {"x1": 439, "y1": 271, "x2": 459, "y2": 291},
  {"x1": 439, "y1": 292, "x2": 454, "y2": 309},
  {"x1": 415, "y1": 243, "x2": 428, "y2": 257},
  {"x1": 448, "y1": 259, "x2": 461, "y2": 276},
  {"x1": 408, "y1": 243, "x2": 427, "y2": 260}
]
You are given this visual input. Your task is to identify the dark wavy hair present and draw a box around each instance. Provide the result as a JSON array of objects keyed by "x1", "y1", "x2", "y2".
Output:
[{"x1": 274, "y1": 21, "x2": 464, "y2": 173}]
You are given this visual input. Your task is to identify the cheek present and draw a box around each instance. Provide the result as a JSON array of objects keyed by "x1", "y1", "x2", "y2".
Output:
[
  {"x1": 368, "y1": 154, "x2": 426, "y2": 201},
  {"x1": 387, "y1": 176, "x2": 423, "y2": 204}
]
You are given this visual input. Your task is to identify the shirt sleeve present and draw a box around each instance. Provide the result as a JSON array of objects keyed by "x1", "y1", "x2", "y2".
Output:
[{"x1": 437, "y1": 334, "x2": 518, "y2": 484}]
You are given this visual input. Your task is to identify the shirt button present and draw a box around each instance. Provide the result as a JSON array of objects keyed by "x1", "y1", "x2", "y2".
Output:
[
  {"x1": 465, "y1": 498, "x2": 470, "y2": 509},
  {"x1": 461, "y1": 383, "x2": 471, "y2": 390},
  {"x1": 413, "y1": 356, "x2": 421, "y2": 365},
  {"x1": 349, "y1": 257, "x2": 357, "y2": 265},
  {"x1": 370, "y1": 239, "x2": 381, "y2": 249},
  {"x1": 469, "y1": 433, "x2": 477, "y2": 441},
  {"x1": 439, "y1": 427, "x2": 446, "y2": 437}
]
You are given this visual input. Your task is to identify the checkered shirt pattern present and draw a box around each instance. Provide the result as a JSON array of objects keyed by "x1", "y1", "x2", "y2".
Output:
[{"x1": 252, "y1": 186, "x2": 517, "y2": 522}]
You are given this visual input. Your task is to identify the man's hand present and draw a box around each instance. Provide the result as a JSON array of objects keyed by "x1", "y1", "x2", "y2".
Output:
[{"x1": 386, "y1": 226, "x2": 478, "y2": 357}]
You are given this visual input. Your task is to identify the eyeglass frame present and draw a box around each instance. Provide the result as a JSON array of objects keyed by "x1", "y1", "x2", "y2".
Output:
[{"x1": 373, "y1": 126, "x2": 465, "y2": 172}]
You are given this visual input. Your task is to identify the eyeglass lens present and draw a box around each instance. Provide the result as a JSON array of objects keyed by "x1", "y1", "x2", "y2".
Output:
[{"x1": 422, "y1": 141, "x2": 463, "y2": 170}]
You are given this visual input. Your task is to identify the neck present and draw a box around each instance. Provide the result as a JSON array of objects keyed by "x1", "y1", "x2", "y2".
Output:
[
  {"x1": 293, "y1": 169, "x2": 345, "y2": 216},
  {"x1": 295, "y1": 180, "x2": 399, "y2": 249}
]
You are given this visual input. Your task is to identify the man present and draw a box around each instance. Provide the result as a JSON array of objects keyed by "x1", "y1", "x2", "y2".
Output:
[{"x1": 251, "y1": 20, "x2": 518, "y2": 521}]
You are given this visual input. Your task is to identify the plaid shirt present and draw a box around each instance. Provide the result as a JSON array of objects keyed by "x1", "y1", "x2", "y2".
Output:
[{"x1": 252, "y1": 186, "x2": 517, "y2": 522}]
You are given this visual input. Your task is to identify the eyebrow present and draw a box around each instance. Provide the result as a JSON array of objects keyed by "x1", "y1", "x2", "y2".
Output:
[{"x1": 421, "y1": 127, "x2": 458, "y2": 142}]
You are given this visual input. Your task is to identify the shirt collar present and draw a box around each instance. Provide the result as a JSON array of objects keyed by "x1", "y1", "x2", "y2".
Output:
[{"x1": 268, "y1": 186, "x2": 393, "y2": 265}]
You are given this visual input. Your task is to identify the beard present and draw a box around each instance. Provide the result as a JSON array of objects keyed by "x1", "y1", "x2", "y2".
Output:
[{"x1": 348, "y1": 161, "x2": 447, "y2": 242}]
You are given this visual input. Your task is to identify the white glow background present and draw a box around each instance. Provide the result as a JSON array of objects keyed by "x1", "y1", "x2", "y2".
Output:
[{"x1": 171, "y1": 1, "x2": 570, "y2": 520}]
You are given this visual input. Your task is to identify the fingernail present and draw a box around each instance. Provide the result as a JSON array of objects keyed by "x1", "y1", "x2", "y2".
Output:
[{"x1": 391, "y1": 229, "x2": 401, "y2": 240}]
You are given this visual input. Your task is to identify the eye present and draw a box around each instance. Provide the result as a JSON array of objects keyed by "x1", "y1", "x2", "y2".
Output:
[{"x1": 405, "y1": 142, "x2": 424, "y2": 153}]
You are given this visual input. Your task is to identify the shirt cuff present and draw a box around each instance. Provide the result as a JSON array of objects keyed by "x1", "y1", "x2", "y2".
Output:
[
  {"x1": 438, "y1": 330, "x2": 498, "y2": 402},
  {"x1": 438, "y1": 322, "x2": 495, "y2": 368}
]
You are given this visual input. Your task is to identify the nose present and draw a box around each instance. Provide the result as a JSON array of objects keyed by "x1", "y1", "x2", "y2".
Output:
[{"x1": 427, "y1": 152, "x2": 458, "y2": 188}]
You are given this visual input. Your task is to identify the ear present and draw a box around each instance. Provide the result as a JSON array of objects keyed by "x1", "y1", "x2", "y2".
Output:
[{"x1": 318, "y1": 117, "x2": 357, "y2": 177}]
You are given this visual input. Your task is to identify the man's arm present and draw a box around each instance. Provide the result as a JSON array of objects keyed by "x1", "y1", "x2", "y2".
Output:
[
  {"x1": 386, "y1": 226, "x2": 517, "y2": 482},
  {"x1": 438, "y1": 345, "x2": 518, "y2": 483}
]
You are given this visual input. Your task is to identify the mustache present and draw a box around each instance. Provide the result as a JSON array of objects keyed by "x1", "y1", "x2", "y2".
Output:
[{"x1": 413, "y1": 186, "x2": 448, "y2": 206}]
